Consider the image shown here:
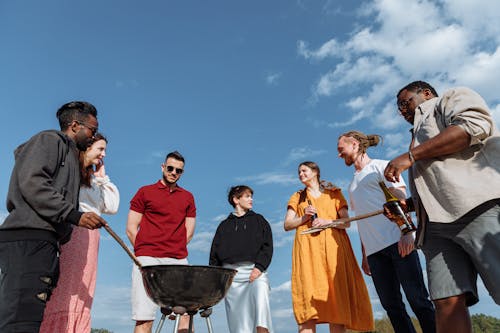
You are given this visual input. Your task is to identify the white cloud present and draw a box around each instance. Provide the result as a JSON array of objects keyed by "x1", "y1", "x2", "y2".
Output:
[
  {"x1": 272, "y1": 307, "x2": 294, "y2": 318},
  {"x1": 211, "y1": 214, "x2": 227, "y2": 223},
  {"x1": 187, "y1": 231, "x2": 214, "y2": 253},
  {"x1": 266, "y1": 72, "x2": 282, "y2": 85},
  {"x1": 297, "y1": 39, "x2": 340, "y2": 60},
  {"x1": 236, "y1": 172, "x2": 299, "y2": 186},
  {"x1": 491, "y1": 103, "x2": 500, "y2": 129},
  {"x1": 298, "y1": 0, "x2": 500, "y2": 129},
  {"x1": 382, "y1": 132, "x2": 410, "y2": 158},
  {"x1": 284, "y1": 146, "x2": 327, "y2": 165},
  {"x1": 272, "y1": 280, "x2": 292, "y2": 293}
]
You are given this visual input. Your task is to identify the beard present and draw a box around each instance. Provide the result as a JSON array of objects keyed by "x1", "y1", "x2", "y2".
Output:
[
  {"x1": 162, "y1": 174, "x2": 177, "y2": 186},
  {"x1": 76, "y1": 138, "x2": 92, "y2": 151},
  {"x1": 75, "y1": 131, "x2": 93, "y2": 151},
  {"x1": 343, "y1": 157, "x2": 354, "y2": 166}
]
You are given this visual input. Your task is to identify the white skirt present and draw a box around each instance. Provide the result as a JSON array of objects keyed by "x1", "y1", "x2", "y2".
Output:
[{"x1": 223, "y1": 262, "x2": 273, "y2": 333}]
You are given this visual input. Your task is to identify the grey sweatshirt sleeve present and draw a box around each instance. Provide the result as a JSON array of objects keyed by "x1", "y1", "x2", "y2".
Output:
[{"x1": 15, "y1": 132, "x2": 81, "y2": 225}]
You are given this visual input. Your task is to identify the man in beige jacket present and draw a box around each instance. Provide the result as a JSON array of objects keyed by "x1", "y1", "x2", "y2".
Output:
[{"x1": 384, "y1": 81, "x2": 500, "y2": 333}]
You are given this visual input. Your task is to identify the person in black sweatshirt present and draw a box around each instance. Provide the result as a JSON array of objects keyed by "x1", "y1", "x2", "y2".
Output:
[
  {"x1": 209, "y1": 185, "x2": 274, "y2": 333},
  {"x1": 0, "y1": 102, "x2": 106, "y2": 333}
]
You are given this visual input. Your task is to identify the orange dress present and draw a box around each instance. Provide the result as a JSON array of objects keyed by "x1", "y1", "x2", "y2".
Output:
[{"x1": 288, "y1": 188, "x2": 374, "y2": 330}]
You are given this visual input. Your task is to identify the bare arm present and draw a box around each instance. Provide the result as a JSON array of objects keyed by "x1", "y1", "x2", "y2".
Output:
[
  {"x1": 185, "y1": 217, "x2": 196, "y2": 244},
  {"x1": 335, "y1": 206, "x2": 350, "y2": 229},
  {"x1": 126, "y1": 210, "x2": 143, "y2": 246},
  {"x1": 284, "y1": 208, "x2": 310, "y2": 231},
  {"x1": 385, "y1": 125, "x2": 470, "y2": 182},
  {"x1": 361, "y1": 242, "x2": 371, "y2": 276}
]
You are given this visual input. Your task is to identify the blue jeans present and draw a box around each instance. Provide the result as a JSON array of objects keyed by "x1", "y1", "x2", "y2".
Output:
[{"x1": 368, "y1": 243, "x2": 435, "y2": 333}]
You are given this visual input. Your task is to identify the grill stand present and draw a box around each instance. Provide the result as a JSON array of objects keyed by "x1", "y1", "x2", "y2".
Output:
[{"x1": 154, "y1": 307, "x2": 214, "y2": 333}]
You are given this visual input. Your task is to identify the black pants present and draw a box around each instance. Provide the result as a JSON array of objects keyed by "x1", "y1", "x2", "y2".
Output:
[
  {"x1": 368, "y1": 243, "x2": 436, "y2": 333},
  {"x1": 0, "y1": 240, "x2": 59, "y2": 333}
]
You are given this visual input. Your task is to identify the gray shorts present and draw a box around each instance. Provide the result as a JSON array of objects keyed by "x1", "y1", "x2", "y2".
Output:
[
  {"x1": 422, "y1": 201, "x2": 500, "y2": 306},
  {"x1": 131, "y1": 256, "x2": 188, "y2": 321}
]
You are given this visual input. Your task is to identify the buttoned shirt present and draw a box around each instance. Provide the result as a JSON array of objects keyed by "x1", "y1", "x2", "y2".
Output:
[{"x1": 409, "y1": 87, "x2": 500, "y2": 225}]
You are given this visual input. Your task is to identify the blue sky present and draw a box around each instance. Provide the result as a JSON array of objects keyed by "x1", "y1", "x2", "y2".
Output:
[{"x1": 1, "y1": 1, "x2": 499, "y2": 332}]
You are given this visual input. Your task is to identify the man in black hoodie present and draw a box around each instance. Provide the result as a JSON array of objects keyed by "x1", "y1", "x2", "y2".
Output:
[{"x1": 0, "y1": 101, "x2": 106, "y2": 333}]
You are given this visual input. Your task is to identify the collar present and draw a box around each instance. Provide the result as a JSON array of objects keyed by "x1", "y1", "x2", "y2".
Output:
[
  {"x1": 228, "y1": 210, "x2": 256, "y2": 219},
  {"x1": 156, "y1": 180, "x2": 181, "y2": 192}
]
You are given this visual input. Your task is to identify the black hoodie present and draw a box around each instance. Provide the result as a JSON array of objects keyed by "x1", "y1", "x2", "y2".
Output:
[
  {"x1": 0, "y1": 130, "x2": 82, "y2": 243},
  {"x1": 209, "y1": 210, "x2": 273, "y2": 272}
]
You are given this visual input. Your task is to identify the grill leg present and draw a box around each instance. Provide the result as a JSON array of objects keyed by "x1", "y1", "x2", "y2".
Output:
[
  {"x1": 188, "y1": 314, "x2": 194, "y2": 333},
  {"x1": 205, "y1": 316, "x2": 214, "y2": 333},
  {"x1": 172, "y1": 314, "x2": 181, "y2": 333},
  {"x1": 154, "y1": 313, "x2": 167, "y2": 333}
]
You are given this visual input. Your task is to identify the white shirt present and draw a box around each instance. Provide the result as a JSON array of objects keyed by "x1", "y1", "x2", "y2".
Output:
[
  {"x1": 79, "y1": 175, "x2": 120, "y2": 215},
  {"x1": 349, "y1": 159, "x2": 406, "y2": 256}
]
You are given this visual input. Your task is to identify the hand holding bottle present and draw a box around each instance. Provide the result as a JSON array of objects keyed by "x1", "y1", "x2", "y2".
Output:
[{"x1": 379, "y1": 181, "x2": 416, "y2": 235}]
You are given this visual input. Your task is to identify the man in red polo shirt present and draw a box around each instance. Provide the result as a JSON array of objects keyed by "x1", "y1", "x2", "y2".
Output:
[{"x1": 126, "y1": 151, "x2": 196, "y2": 333}]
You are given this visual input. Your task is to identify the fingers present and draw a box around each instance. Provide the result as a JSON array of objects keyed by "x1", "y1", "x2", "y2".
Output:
[
  {"x1": 384, "y1": 165, "x2": 399, "y2": 182},
  {"x1": 398, "y1": 238, "x2": 414, "y2": 257},
  {"x1": 361, "y1": 260, "x2": 371, "y2": 276},
  {"x1": 78, "y1": 212, "x2": 107, "y2": 230}
]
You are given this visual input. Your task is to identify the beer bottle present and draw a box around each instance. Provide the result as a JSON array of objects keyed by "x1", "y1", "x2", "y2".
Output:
[
  {"x1": 378, "y1": 181, "x2": 416, "y2": 234},
  {"x1": 307, "y1": 199, "x2": 318, "y2": 221}
]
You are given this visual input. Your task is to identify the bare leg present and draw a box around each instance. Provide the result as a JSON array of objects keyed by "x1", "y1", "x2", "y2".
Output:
[
  {"x1": 434, "y1": 295, "x2": 471, "y2": 333},
  {"x1": 329, "y1": 323, "x2": 346, "y2": 333},
  {"x1": 134, "y1": 320, "x2": 153, "y2": 333},
  {"x1": 298, "y1": 320, "x2": 316, "y2": 333},
  {"x1": 178, "y1": 314, "x2": 191, "y2": 333},
  {"x1": 256, "y1": 326, "x2": 269, "y2": 333}
]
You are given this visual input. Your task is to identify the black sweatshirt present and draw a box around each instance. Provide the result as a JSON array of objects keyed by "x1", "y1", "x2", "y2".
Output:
[{"x1": 209, "y1": 210, "x2": 273, "y2": 272}]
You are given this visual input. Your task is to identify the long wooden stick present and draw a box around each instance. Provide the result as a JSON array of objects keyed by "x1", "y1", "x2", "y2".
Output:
[
  {"x1": 103, "y1": 223, "x2": 142, "y2": 268},
  {"x1": 301, "y1": 209, "x2": 384, "y2": 235}
]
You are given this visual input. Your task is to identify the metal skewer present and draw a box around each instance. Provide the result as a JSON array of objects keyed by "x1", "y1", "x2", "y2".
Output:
[{"x1": 301, "y1": 209, "x2": 384, "y2": 235}]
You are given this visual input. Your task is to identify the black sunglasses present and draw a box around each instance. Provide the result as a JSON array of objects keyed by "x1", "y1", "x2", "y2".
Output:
[{"x1": 165, "y1": 165, "x2": 184, "y2": 174}]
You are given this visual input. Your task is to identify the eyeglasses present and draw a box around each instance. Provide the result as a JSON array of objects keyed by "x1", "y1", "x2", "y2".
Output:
[
  {"x1": 397, "y1": 89, "x2": 422, "y2": 111},
  {"x1": 76, "y1": 121, "x2": 98, "y2": 136},
  {"x1": 165, "y1": 165, "x2": 184, "y2": 174}
]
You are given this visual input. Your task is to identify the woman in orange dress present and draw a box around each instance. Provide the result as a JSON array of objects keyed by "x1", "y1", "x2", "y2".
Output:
[{"x1": 284, "y1": 161, "x2": 374, "y2": 333}]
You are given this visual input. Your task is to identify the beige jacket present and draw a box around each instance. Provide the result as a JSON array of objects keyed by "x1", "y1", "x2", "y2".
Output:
[{"x1": 409, "y1": 87, "x2": 500, "y2": 235}]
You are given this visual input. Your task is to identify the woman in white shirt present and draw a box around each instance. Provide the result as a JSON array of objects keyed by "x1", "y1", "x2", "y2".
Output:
[{"x1": 41, "y1": 133, "x2": 120, "y2": 333}]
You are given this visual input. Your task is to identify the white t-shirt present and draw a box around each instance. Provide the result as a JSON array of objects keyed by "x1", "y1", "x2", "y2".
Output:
[{"x1": 348, "y1": 159, "x2": 406, "y2": 256}]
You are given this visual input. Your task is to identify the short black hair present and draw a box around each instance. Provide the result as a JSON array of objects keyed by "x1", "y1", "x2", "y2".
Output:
[
  {"x1": 397, "y1": 81, "x2": 438, "y2": 98},
  {"x1": 165, "y1": 150, "x2": 185, "y2": 163},
  {"x1": 228, "y1": 185, "x2": 253, "y2": 208},
  {"x1": 56, "y1": 101, "x2": 98, "y2": 130}
]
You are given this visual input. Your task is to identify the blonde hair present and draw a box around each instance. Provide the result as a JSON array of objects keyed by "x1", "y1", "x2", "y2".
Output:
[{"x1": 339, "y1": 130, "x2": 382, "y2": 154}]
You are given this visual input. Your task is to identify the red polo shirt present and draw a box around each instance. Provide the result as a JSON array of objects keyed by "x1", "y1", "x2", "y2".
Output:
[{"x1": 130, "y1": 180, "x2": 196, "y2": 258}]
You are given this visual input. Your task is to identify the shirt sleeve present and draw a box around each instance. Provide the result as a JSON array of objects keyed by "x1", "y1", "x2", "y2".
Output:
[
  {"x1": 209, "y1": 223, "x2": 222, "y2": 266},
  {"x1": 130, "y1": 188, "x2": 146, "y2": 214},
  {"x1": 94, "y1": 176, "x2": 120, "y2": 215},
  {"x1": 287, "y1": 191, "x2": 300, "y2": 212},
  {"x1": 186, "y1": 193, "x2": 196, "y2": 218},
  {"x1": 438, "y1": 87, "x2": 494, "y2": 146},
  {"x1": 255, "y1": 216, "x2": 273, "y2": 272}
]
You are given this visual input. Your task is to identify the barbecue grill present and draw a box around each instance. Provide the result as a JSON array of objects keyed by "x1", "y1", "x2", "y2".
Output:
[{"x1": 103, "y1": 224, "x2": 236, "y2": 333}]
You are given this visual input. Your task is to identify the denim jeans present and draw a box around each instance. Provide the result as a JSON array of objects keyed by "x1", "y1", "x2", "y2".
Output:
[{"x1": 368, "y1": 243, "x2": 436, "y2": 333}]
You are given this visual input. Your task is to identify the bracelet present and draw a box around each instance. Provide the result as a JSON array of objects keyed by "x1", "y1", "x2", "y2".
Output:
[{"x1": 408, "y1": 150, "x2": 415, "y2": 164}]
